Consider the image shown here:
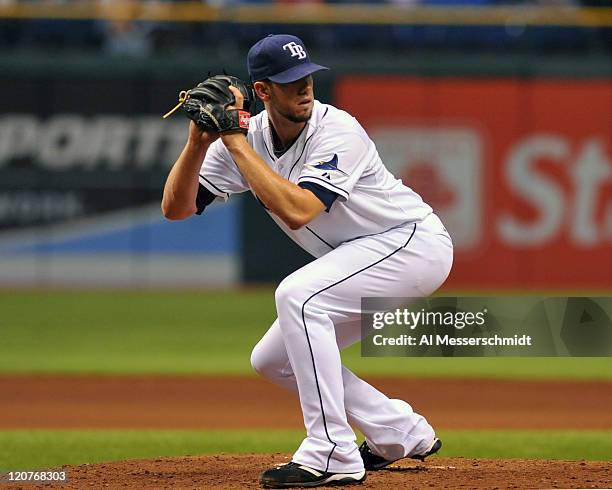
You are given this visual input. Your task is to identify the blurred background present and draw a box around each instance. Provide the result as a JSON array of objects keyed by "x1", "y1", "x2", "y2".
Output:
[
  {"x1": 0, "y1": 0, "x2": 610, "y2": 289},
  {"x1": 0, "y1": 0, "x2": 611, "y2": 476}
]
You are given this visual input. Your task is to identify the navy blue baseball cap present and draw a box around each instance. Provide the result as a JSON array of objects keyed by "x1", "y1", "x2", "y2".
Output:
[{"x1": 247, "y1": 34, "x2": 328, "y2": 84}]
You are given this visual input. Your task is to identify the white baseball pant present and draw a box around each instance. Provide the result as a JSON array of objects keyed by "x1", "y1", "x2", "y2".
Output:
[{"x1": 250, "y1": 212, "x2": 453, "y2": 473}]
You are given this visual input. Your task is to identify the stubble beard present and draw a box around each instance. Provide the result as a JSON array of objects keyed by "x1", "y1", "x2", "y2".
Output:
[
  {"x1": 277, "y1": 103, "x2": 313, "y2": 124},
  {"x1": 280, "y1": 109, "x2": 311, "y2": 123},
  {"x1": 286, "y1": 112, "x2": 311, "y2": 123}
]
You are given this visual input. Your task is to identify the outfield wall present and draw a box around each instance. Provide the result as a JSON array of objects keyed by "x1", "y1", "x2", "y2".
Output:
[{"x1": 0, "y1": 52, "x2": 610, "y2": 288}]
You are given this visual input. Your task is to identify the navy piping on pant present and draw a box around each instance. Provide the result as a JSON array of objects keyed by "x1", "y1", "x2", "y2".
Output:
[{"x1": 299, "y1": 222, "x2": 417, "y2": 473}]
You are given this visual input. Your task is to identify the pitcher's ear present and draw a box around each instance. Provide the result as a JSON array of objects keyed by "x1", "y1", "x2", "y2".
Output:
[{"x1": 254, "y1": 80, "x2": 271, "y2": 101}]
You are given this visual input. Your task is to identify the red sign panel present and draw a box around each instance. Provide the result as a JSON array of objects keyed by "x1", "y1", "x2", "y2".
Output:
[{"x1": 336, "y1": 77, "x2": 612, "y2": 289}]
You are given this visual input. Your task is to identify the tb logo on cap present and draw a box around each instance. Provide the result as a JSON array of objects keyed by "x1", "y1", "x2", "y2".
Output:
[{"x1": 282, "y1": 42, "x2": 307, "y2": 60}]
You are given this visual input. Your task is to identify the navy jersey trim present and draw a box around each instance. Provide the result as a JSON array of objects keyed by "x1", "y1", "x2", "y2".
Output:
[
  {"x1": 272, "y1": 123, "x2": 308, "y2": 159},
  {"x1": 305, "y1": 226, "x2": 335, "y2": 250},
  {"x1": 288, "y1": 107, "x2": 329, "y2": 179},
  {"x1": 195, "y1": 183, "x2": 217, "y2": 215},
  {"x1": 288, "y1": 131, "x2": 317, "y2": 179},
  {"x1": 300, "y1": 222, "x2": 417, "y2": 472},
  {"x1": 298, "y1": 181, "x2": 339, "y2": 213},
  {"x1": 298, "y1": 176, "x2": 349, "y2": 200},
  {"x1": 199, "y1": 175, "x2": 228, "y2": 198}
]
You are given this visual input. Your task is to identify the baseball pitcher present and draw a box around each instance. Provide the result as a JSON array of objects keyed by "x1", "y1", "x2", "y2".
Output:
[{"x1": 162, "y1": 34, "x2": 453, "y2": 488}]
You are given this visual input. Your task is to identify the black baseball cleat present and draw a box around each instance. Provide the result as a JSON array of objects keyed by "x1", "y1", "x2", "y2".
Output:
[
  {"x1": 260, "y1": 462, "x2": 366, "y2": 488},
  {"x1": 359, "y1": 437, "x2": 442, "y2": 470}
]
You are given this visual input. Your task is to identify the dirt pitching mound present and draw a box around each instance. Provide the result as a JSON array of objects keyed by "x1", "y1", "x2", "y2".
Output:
[{"x1": 15, "y1": 454, "x2": 612, "y2": 490}]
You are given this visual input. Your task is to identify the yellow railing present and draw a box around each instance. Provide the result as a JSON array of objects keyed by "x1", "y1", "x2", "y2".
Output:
[{"x1": 0, "y1": 2, "x2": 611, "y2": 27}]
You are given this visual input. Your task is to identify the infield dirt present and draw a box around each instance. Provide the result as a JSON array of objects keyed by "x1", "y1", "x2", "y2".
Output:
[
  {"x1": 8, "y1": 455, "x2": 612, "y2": 489},
  {"x1": 2, "y1": 375, "x2": 612, "y2": 429}
]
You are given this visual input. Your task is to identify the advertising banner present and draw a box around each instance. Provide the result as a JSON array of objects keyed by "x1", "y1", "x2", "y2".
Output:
[
  {"x1": 337, "y1": 78, "x2": 612, "y2": 289},
  {"x1": 0, "y1": 74, "x2": 239, "y2": 287}
]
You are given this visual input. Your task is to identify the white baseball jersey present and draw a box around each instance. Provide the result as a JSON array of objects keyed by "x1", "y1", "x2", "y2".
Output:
[
  {"x1": 195, "y1": 99, "x2": 453, "y2": 473},
  {"x1": 197, "y1": 100, "x2": 433, "y2": 257}
]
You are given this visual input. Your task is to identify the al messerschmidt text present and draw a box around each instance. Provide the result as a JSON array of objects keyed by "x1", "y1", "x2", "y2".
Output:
[{"x1": 372, "y1": 334, "x2": 532, "y2": 347}]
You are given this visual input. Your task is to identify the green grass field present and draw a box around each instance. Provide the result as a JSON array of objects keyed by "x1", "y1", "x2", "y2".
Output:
[
  {"x1": 1, "y1": 291, "x2": 611, "y2": 470},
  {"x1": 1, "y1": 291, "x2": 611, "y2": 378},
  {"x1": 1, "y1": 430, "x2": 611, "y2": 471}
]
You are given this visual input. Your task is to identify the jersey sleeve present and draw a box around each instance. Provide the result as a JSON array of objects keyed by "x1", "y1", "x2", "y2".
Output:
[
  {"x1": 195, "y1": 184, "x2": 217, "y2": 215},
  {"x1": 199, "y1": 138, "x2": 249, "y2": 201},
  {"x1": 297, "y1": 128, "x2": 369, "y2": 201},
  {"x1": 298, "y1": 181, "x2": 340, "y2": 212}
]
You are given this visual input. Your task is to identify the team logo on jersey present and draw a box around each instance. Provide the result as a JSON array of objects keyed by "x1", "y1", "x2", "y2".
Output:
[{"x1": 309, "y1": 154, "x2": 347, "y2": 176}]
